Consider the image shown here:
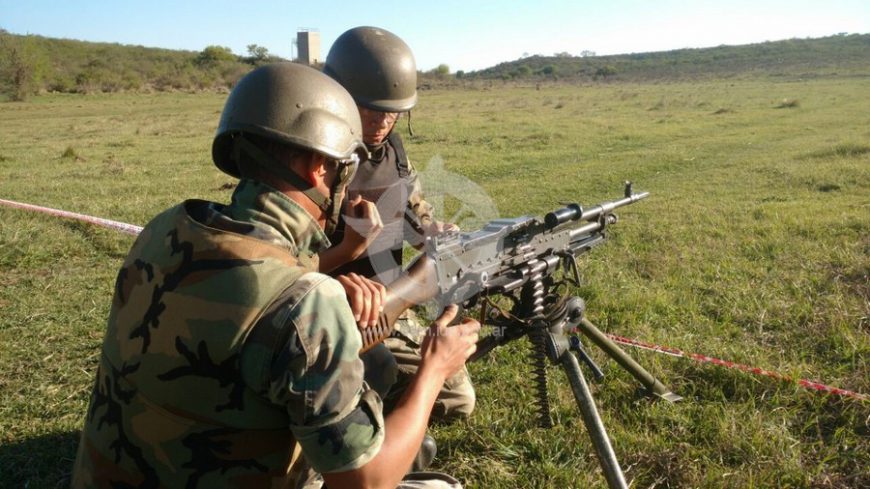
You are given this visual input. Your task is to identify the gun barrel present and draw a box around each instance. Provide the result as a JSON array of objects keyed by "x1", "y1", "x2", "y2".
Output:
[
  {"x1": 579, "y1": 191, "x2": 649, "y2": 222},
  {"x1": 566, "y1": 191, "x2": 648, "y2": 242},
  {"x1": 569, "y1": 220, "x2": 608, "y2": 241}
]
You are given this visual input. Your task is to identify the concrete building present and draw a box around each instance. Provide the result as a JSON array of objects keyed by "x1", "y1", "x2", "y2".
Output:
[{"x1": 297, "y1": 30, "x2": 321, "y2": 65}]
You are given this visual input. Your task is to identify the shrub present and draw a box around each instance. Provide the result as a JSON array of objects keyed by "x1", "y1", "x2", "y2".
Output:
[
  {"x1": 595, "y1": 65, "x2": 618, "y2": 78},
  {"x1": 195, "y1": 45, "x2": 236, "y2": 67},
  {"x1": 426, "y1": 63, "x2": 450, "y2": 78},
  {"x1": 539, "y1": 65, "x2": 557, "y2": 76},
  {"x1": 61, "y1": 145, "x2": 83, "y2": 161}
]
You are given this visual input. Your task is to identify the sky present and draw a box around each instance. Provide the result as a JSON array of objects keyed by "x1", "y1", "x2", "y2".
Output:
[{"x1": 1, "y1": 0, "x2": 868, "y2": 72}]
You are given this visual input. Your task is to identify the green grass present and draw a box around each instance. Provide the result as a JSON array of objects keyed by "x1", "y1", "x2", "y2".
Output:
[{"x1": 1, "y1": 78, "x2": 868, "y2": 488}]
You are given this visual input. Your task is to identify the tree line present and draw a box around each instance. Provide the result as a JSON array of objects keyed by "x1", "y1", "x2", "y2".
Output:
[
  {"x1": 0, "y1": 31, "x2": 285, "y2": 100},
  {"x1": 467, "y1": 33, "x2": 869, "y2": 82},
  {"x1": 1, "y1": 31, "x2": 868, "y2": 101}
]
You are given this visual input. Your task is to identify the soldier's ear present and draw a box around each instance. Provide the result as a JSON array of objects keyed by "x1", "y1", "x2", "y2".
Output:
[{"x1": 300, "y1": 153, "x2": 328, "y2": 188}]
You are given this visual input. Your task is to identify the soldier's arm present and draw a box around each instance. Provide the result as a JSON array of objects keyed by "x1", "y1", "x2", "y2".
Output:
[
  {"x1": 319, "y1": 196, "x2": 383, "y2": 273},
  {"x1": 243, "y1": 273, "x2": 385, "y2": 474},
  {"x1": 404, "y1": 162, "x2": 457, "y2": 251},
  {"x1": 324, "y1": 305, "x2": 479, "y2": 489},
  {"x1": 247, "y1": 274, "x2": 476, "y2": 488},
  {"x1": 404, "y1": 162, "x2": 434, "y2": 250},
  {"x1": 406, "y1": 162, "x2": 435, "y2": 231}
]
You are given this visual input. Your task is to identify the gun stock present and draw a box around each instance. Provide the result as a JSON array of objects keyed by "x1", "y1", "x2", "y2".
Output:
[{"x1": 358, "y1": 254, "x2": 438, "y2": 353}]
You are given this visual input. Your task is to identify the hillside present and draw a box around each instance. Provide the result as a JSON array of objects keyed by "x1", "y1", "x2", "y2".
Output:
[
  {"x1": 0, "y1": 31, "x2": 282, "y2": 100},
  {"x1": 1, "y1": 31, "x2": 868, "y2": 100},
  {"x1": 465, "y1": 33, "x2": 870, "y2": 82}
]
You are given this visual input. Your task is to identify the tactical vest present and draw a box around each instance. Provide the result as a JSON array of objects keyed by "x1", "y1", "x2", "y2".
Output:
[
  {"x1": 332, "y1": 132, "x2": 414, "y2": 283},
  {"x1": 73, "y1": 200, "x2": 309, "y2": 488}
]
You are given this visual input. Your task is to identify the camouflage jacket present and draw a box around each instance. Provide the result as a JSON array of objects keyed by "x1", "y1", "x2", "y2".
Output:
[
  {"x1": 72, "y1": 179, "x2": 384, "y2": 488},
  {"x1": 331, "y1": 132, "x2": 434, "y2": 283}
]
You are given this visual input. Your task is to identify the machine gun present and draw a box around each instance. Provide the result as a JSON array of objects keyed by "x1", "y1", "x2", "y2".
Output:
[{"x1": 362, "y1": 182, "x2": 680, "y2": 489}]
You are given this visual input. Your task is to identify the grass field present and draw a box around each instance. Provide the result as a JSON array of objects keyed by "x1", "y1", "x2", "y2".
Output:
[{"x1": 1, "y1": 77, "x2": 868, "y2": 488}]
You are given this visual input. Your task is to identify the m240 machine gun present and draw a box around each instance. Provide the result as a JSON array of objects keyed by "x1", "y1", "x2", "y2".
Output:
[{"x1": 363, "y1": 182, "x2": 680, "y2": 489}]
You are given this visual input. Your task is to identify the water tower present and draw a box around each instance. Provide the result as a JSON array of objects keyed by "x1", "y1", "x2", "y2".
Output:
[{"x1": 296, "y1": 29, "x2": 321, "y2": 65}]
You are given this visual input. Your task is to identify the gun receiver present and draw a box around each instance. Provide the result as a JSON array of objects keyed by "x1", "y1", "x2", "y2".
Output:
[
  {"x1": 360, "y1": 182, "x2": 649, "y2": 352},
  {"x1": 361, "y1": 182, "x2": 676, "y2": 489}
]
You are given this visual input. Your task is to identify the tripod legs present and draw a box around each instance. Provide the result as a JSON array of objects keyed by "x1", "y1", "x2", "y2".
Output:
[
  {"x1": 577, "y1": 318, "x2": 683, "y2": 402},
  {"x1": 551, "y1": 297, "x2": 680, "y2": 487},
  {"x1": 474, "y1": 293, "x2": 679, "y2": 488},
  {"x1": 560, "y1": 350, "x2": 629, "y2": 489}
]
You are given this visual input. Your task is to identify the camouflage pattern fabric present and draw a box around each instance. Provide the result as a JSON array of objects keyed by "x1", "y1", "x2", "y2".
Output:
[
  {"x1": 383, "y1": 310, "x2": 476, "y2": 420},
  {"x1": 299, "y1": 471, "x2": 462, "y2": 489},
  {"x1": 361, "y1": 343, "x2": 399, "y2": 399},
  {"x1": 72, "y1": 180, "x2": 384, "y2": 488}
]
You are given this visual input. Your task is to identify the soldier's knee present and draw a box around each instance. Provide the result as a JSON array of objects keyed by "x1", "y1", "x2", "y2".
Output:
[
  {"x1": 442, "y1": 393, "x2": 476, "y2": 420},
  {"x1": 434, "y1": 372, "x2": 476, "y2": 420}
]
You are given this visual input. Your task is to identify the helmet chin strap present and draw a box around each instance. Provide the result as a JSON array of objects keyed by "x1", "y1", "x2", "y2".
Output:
[{"x1": 233, "y1": 135, "x2": 348, "y2": 234}]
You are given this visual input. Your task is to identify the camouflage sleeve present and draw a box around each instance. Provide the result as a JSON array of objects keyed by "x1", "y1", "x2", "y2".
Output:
[{"x1": 242, "y1": 272, "x2": 385, "y2": 474}]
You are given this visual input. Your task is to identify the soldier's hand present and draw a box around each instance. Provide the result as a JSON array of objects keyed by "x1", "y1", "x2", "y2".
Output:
[
  {"x1": 426, "y1": 220, "x2": 459, "y2": 236},
  {"x1": 420, "y1": 305, "x2": 479, "y2": 380},
  {"x1": 440, "y1": 222, "x2": 459, "y2": 233},
  {"x1": 336, "y1": 272, "x2": 386, "y2": 329},
  {"x1": 341, "y1": 196, "x2": 383, "y2": 260}
]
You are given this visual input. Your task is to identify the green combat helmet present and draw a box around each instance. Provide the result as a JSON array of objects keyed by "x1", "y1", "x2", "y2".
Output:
[
  {"x1": 323, "y1": 26, "x2": 418, "y2": 112},
  {"x1": 212, "y1": 62, "x2": 367, "y2": 178}
]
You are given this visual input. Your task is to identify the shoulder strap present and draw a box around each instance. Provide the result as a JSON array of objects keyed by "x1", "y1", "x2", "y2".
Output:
[{"x1": 388, "y1": 132, "x2": 411, "y2": 178}]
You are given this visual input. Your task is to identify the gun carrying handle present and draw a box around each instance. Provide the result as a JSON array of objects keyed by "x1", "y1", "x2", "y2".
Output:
[{"x1": 358, "y1": 254, "x2": 439, "y2": 354}]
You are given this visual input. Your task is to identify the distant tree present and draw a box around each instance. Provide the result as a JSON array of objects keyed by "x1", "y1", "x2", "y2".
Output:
[
  {"x1": 0, "y1": 34, "x2": 48, "y2": 100},
  {"x1": 434, "y1": 63, "x2": 450, "y2": 76},
  {"x1": 195, "y1": 45, "x2": 236, "y2": 67},
  {"x1": 246, "y1": 44, "x2": 270, "y2": 64},
  {"x1": 594, "y1": 65, "x2": 617, "y2": 78},
  {"x1": 580, "y1": 50, "x2": 596, "y2": 57},
  {"x1": 539, "y1": 64, "x2": 558, "y2": 76},
  {"x1": 554, "y1": 51, "x2": 573, "y2": 58},
  {"x1": 455, "y1": 70, "x2": 465, "y2": 79}
]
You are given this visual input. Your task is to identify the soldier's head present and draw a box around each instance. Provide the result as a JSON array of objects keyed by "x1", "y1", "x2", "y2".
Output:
[
  {"x1": 323, "y1": 26, "x2": 417, "y2": 146},
  {"x1": 212, "y1": 62, "x2": 366, "y2": 233}
]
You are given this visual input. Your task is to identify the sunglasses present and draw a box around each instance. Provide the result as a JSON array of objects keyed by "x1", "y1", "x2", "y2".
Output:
[
  {"x1": 331, "y1": 152, "x2": 361, "y2": 184},
  {"x1": 360, "y1": 107, "x2": 400, "y2": 123}
]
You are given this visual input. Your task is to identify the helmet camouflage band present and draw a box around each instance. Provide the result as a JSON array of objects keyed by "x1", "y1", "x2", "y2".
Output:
[
  {"x1": 323, "y1": 26, "x2": 418, "y2": 113},
  {"x1": 212, "y1": 62, "x2": 366, "y2": 178}
]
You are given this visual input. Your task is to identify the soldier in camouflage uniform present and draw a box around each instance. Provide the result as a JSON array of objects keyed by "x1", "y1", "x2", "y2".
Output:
[
  {"x1": 71, "y1": 62, "x2": 479, "y2": 489},
  {"x1": 324, "y1": 26, "x2": 477, "y2": 422}
]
